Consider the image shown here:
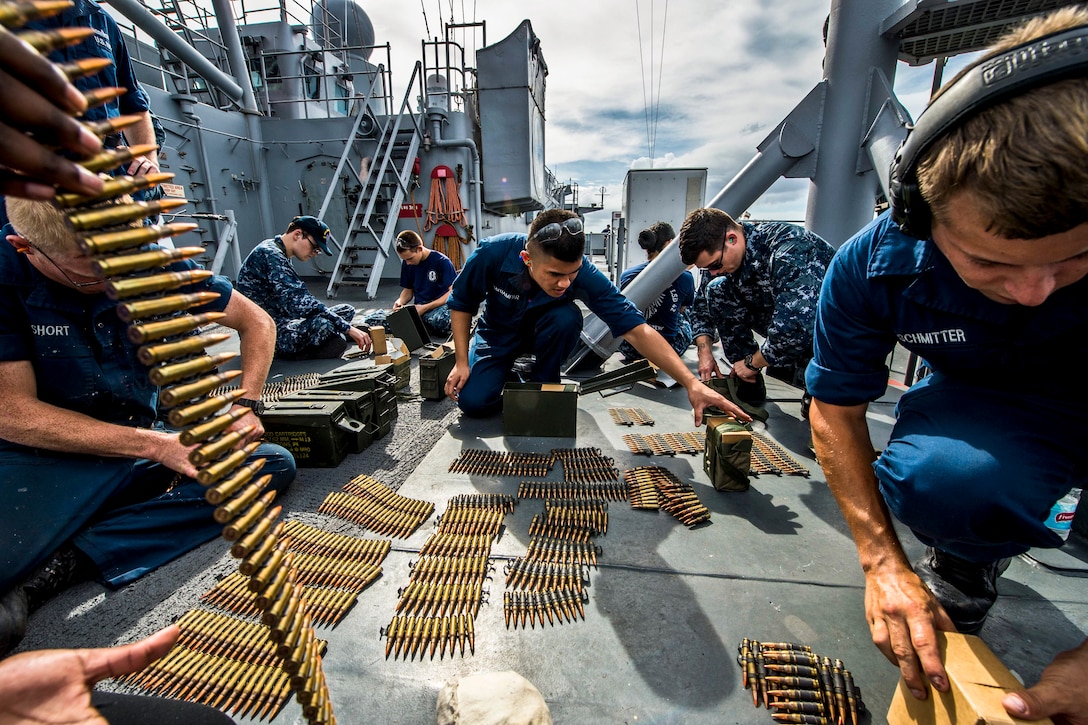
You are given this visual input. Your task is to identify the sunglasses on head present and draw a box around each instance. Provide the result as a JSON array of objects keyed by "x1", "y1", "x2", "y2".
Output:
[{"x1": 533, "y1": 217, "x2": 583, "y2": 243}]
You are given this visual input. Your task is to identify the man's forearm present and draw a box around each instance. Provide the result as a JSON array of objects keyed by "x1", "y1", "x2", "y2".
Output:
[
  {"x1": 125, "y1": 110, "x2": 158, "y2": 165},
  {"x1": 625, "y1": 324, "x2": 699, "y2": 387},
  {"x1": 451, "y1": 310, "x2": 472, "y2": 366},
  {"x1": 0, "y1": 360, "x2": 161, "y2": 457},
  {"x1": 810, "y1": 399, "x2": 908, "y2": 572}
]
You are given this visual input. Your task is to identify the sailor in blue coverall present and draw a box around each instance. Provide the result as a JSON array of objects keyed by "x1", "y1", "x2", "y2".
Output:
[
  {"x1": 444, "y1": 208, "x2": 748, "y2": 424},
  {"x1": 806, "y1": 11, "x2": 1088, "y2": 718},
  {"x1": 808, "y1": 211, "x2": 1088, "y2": 564},
  {"x1": 0, "y1": 199, "x2": 295, "y2": 645}
]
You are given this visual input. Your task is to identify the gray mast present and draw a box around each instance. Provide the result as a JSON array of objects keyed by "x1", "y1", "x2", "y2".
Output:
[{"x1": 806, "y1": 0, "x2": 902, "y2": 246}]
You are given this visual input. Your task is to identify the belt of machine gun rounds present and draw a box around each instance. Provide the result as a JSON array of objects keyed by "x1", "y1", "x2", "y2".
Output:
[
  {"x1": 381, "y1": 495, "x2": 515, "y2": 660},
  {"x1": 318, "y1": 474, "x2": 434, "y2": 538},
  {"x1": 624, "y1": 466, "x2": 711, "y2": 526},
  {"x1": 738, "y1": 639, "x2": 865, "y2": 725},
  {"x1": 6, "y1": 5, "x2": 358, "y2": 718},
  {"x1": 608, "y1": 407, "x2": 656, "y2": 426},
  {"x1": 622, "y1": 431, "x2": 705, "y2": 456}
]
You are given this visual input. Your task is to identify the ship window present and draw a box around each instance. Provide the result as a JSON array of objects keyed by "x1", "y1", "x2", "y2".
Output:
[
  {"x1": 303, "y1": 57, "x2": 321, "y2": 100},
  {"x1": 266, "y1": 58, "x2": 282, "y2": 92},
  {"x1": 335, "y1": 77, "x2": 351, "y2": 114},
  {"x1": 250, "y1": 70, "x2": 264, "y2": 89}
]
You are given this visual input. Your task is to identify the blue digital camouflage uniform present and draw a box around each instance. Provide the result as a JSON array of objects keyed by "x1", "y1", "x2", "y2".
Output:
[
  {"x1": 692, "y1": 220, "x2": 834, "y2": 386},
  {"x1": 617, "y1": 262, "x2": 695, "y2": 361},
  {"x1": 236, "y1": 238, "x2": 356, "y2": 356}
]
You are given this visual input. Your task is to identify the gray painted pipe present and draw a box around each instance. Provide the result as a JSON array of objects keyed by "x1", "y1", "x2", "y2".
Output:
[{"x1": 107, "y1": 0, "x2": 244, "y2": 102}]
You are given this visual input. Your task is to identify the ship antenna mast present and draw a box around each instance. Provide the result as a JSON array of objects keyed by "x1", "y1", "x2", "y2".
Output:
[{"x1": 636, "y1": 0, "x2": 669, "y2": 167}]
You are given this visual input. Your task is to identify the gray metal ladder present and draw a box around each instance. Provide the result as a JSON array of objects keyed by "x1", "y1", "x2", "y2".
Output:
[{"x1": 323, "y1": 63, "x2": 425, "y2": 300}]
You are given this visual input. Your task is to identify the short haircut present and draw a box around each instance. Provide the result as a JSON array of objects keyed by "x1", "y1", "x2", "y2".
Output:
[
  {"x1": 918, "y1": 6, "x2": 1088, "y2": 239},
  {"x1": 677, "y1": 208, "x2": 740, "y2": 265},
  {"x1": 5, "y1": 198, "x2": 79, "y2": 256},
  {"x1": 526, "y1": 209, "x2": 585, "y2": 263},
  {"x1": 396, "y1": 229, "x2": 423, "y2": 252}
]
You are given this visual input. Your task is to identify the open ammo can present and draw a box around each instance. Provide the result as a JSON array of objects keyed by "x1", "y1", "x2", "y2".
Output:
[{"x1": 502, "y1": 382, "x2": 578, "y2": 437}]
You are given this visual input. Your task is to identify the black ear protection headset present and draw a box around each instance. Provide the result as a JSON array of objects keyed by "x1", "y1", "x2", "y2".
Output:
[{"x1": 888, "y1": 24, "x2": 1088, "y2": 239}]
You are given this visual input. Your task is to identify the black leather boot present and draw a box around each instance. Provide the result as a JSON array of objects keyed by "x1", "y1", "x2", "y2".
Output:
[{"x1": 914, "y1": 547, "x2": 1011, "y2": 634}]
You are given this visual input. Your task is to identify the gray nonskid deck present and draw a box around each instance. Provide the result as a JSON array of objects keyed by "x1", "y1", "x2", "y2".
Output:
[{"x1": 13, "y1": 278, "x2": 1087, "y2": 724}]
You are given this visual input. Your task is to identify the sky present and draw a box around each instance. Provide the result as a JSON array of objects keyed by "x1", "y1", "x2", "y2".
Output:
[{"x1": 363, "y1": 2, "x2": 979, "y2": 227}]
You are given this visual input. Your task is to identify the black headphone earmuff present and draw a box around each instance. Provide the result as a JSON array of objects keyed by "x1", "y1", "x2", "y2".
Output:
[{"x1": 888, "y1": 25, "x2": 1088, "y2": 239}]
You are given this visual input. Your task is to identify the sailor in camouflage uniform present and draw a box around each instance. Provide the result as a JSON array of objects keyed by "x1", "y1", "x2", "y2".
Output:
[
  {"x1": 678, "y1": 208, "x2": 833, "y2": 411},
  {"x1": 237, "y1": 216, "x2": 373, "y2": 359}
]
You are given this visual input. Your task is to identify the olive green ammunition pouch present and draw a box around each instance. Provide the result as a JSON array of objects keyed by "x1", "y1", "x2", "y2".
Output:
[
  {"x1": 703, "y1": 376, "x2": 769, "y2": 423},
  {"x1": 703, "y1": 416, "x2": 753, "y2": 492}
]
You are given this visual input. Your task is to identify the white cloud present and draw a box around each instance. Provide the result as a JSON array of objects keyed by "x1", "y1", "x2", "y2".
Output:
[{"x1": 364, "y1": 1, "x2": 981, "y2": 225}]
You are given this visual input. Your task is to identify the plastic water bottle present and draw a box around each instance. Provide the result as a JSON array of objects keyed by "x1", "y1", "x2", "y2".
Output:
[{"x1": 1046, "y1": 488, "x2": 1082, "y2": 540}]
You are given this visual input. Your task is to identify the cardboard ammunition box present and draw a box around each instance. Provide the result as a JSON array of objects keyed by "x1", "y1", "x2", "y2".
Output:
[
  {"x1": 420, "y1": 343, "x2": 456, "y2": 400},
  {"x1": 887, "y1": 632, "x2": 1053, "y2": 725},
  {"x1": 374, "y1": 340, "x2": 411, "y2": 391},
  {"x1": 369, "y1": 326, "x2": 387, "y2": 355},
  {"x1": 503, "y1": 382, "x2": 578, "y2": 437},
  {"x1": 279, "y1": 389, "x2": 374, "y2": 425},
  {"x1": 387, "y1": 305, "x2": 430, "y2": 351},
  {"x1": 260, "y1": 400, "x2": 368, "y2": 467}
]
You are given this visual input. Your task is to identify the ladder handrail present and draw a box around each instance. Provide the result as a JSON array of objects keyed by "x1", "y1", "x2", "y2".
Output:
[{"x1": 327, "y1": 62, "x2": 426, "y2": 299}]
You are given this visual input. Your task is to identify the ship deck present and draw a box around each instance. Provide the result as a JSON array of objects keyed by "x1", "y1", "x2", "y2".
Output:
[{"x1": 15, "y1": 277, "x2": 1088, "y2": 725}]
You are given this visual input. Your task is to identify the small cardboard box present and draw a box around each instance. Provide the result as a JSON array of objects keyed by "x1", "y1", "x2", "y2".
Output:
[
  {"x1": 387, "y1": 305, "x2": 430, "y2": 351},
  {"x1": 369, "y1": 325, "x2": 387, "y2": 355},
  {"x1": 374, "y1": 339, "x2": 411, "y2": 390},
  {"x1": 503, "y1": 382, "x2": 578, "y2": 437},
  {"x1": 887, "y1": 632, "x2": 1052, "y2": 725}
]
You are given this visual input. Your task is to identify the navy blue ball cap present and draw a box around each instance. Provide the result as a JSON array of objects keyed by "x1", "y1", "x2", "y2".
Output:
[{"x1": 291, "y1": 215, "x2": 332, "y2": 254}]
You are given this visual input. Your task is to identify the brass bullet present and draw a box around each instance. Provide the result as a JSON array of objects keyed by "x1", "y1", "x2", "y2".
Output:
[
  {"x1": 240, "y1": 521, "x2": 285, "y2": 577},
  {"x1": 57, "y1": 171, "x2": 174, "y2": 208},
  {"x1": 177, "y1": 404, "x2": 246, "y2": 446},
  {"x1": 192, "y1": 425, "x2": 255, "y2": 470},
  {"x1": 209, "y1": 458, "x2": 265, "y2": 508},
  {"x1": 80, "y1": 222, "x2": 200, "y2": 256},
  {"x1": 83, "y1": 113, "x2": 144, "y2": 140},
  {"x1": 16, "y1": 25, "x2": 93, "y2": 53},
  {"x1": 57, "y1": 55, "x2": 112, "y2": 81},
  {"x1": 168, "y1": 388, "x2": 245, "y2": 428},
  {"x1": 116, "y1": 289, "x2": 219, "y2": 323},
  {"x1": 215, "y1": 475, "x2": 272, "y2": 525},
  {"x1": 108, "y1": 269, "x2": 216, "y2": 302},
  {"x1": 98, "y1": 246, "x2": 205, "y2": 281},
  {"x1": 196, "y1": 440, "x2": 260, "y2": 486},
  {"x1": 222, "y1": 493, "x2": 278, "y2": 543},
  {"x1": 75, "y1": 143, "x2": 161, "y2": 175},
  {"x1": 0, "y1": 0, "x2": 72, "y2": 28},
  {"x1": 81, "y1": 85, "x2": 126, "y2": 111}
]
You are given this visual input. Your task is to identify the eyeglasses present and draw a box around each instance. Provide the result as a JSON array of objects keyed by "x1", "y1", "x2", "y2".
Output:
[
  {"x1": 702, "y1": 235, "x2": 731, "y2": 272},
  {"x1": 533, "y1": 217, "x2": 583, "y2": 243},
  {"x1": 30, "y1": 243, "x2": 104, "y2": 288},
  {"x1": 305, "y1": 234, "x2": 322, "y2": 254}
]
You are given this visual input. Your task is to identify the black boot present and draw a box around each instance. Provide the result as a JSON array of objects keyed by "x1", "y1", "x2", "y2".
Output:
[
  {"x1": 914, "y1": 547, "x2": 1010, "y2": 634},
  {"x1": 0, "y1": 588, "x2": 29, "y2": 656}
]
